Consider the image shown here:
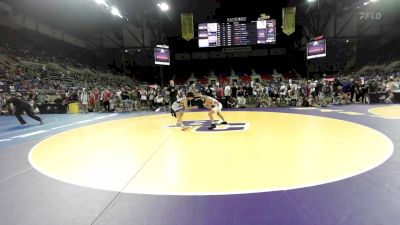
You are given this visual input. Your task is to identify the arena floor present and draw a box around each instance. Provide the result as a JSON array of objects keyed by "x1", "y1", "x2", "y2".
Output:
[{"x1": 1, "y1": 105, "x2": 400, "y2": 225}]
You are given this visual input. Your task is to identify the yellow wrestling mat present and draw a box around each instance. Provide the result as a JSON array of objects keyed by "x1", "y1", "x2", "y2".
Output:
[
  {"x1": 29, "y1": 112, "x2": 393, "y2": 195},
  {"x1": 369, "y1": 105, "x2": 400, "y2": 119}
]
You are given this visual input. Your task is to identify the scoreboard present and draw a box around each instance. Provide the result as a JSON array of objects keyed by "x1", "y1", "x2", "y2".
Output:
[
  {"x1": 307, "y1": 39, "x2": 327, "y2": 59},
  {"x1": 154, "y1": 45, "x2": 170, "y2": 65},
  {"x1": 198, "y1": 19, "x2": 276, "y2": 48}
]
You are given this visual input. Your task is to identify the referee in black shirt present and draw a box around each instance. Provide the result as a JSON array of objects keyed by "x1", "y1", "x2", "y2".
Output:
[
  {"x1": 6, "y1": 96, "x2": 43, "y2": 126},
  {"x1": 166, "y1": 80, "x2": 179, "y2": 116},
  {"x1": 166, "y1": 80, "x2": 178, "y2": 104}
]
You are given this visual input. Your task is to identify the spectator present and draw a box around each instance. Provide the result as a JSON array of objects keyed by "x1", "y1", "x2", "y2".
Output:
[
  {"x1": 154, "y1": 92, "x2": 164, "y2": 112},
  {"x1": 140, "y1": 88, "x2": 148, "y2": 109},
  {"x1": 237, "y1": 95, "x2": 246, "y2": 108},
  {"x1": 216, "y1": 85, "x2": 224, "y2": 99},
  {"x1": 80, "y1": 88, "x2": 89, "y2": 113},
  {"x1": 224, "y1": 83, "x2": 231, "y2": 100},
  {"x1": 148, "y1": 88, "x2": 156, "y2": 110},
  {"x1": 94, "y1": 88, "x2": 101, "y2": 112},
  {"x1": 89, "y1": 91, "x2": 95, "y2": 112},
  {"x1": 205, "y1": 85, "x2": 213, "y2": 97},
  {"x1": 227, "y1": 97, "x2": 237, "y2": 108},
  {"x1": 103, "y1": 89, "x2": 111, "y2": 112},
  {"x1": 231, "y1": 83, "x2": 238, "y2": 98}
]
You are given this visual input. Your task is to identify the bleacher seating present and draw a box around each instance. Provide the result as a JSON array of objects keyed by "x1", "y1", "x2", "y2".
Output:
[
  {"x1": 261, "y1": 74, "x2": 272, "y2": 81},
  {"x1": 218, "y1": 75, "x2": 230, "y2": 85}
]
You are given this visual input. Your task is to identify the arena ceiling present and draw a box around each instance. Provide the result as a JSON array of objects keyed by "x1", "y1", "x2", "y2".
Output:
[
  {"x1": 1, "y1": 0, "x2": 399, "y2": 42},
  {"x1": 1, "y1": 0, "x2": 219, "y2": 39},
  {"x1": 1, "y1": 0, "x2": 302, "y2": 39}
]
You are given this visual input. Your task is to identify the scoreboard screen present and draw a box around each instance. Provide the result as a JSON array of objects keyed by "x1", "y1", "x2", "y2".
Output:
[
  {"x1": 307, "y1": 39, "x2": 327, "y2": 59},
  {"x1": 198, "y1": 19, "x2": 276, "y2": 48},
  {"x1": 154, "y1": 45, "x2": 170, "y2": 65}
]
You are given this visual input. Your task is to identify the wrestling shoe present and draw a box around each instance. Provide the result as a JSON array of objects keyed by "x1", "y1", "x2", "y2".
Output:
[
  {"x1": 208, "y1": 123, "x2": 217, "y2": 130},
  {"x1": 181, "y1": 126, "x2": 190, "y2": 131}
]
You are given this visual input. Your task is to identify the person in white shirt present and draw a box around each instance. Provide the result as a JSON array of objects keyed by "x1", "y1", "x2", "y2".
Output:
[
  {"x1": 224, "y1": 84, "x2": 231, "y2": 99},
  {"x1": 154, "y1": 93, "x2": 164, "y2": 112},
  {"x1": 140, "y1": 89, "x2": 148, "y2": 109},
  {"x1": 237, "y1": 95, "x2": 246, "y2": 108},
  {"x1": 80, "y1": 88, "x2": 89, "y2": 113},
  {"x1": 116, "y1": 89, "x2": 122, "y2": 99},
  {"x1": 385, "y1": 78, "x2": 399, "y2": 103},
  {"x1": 148, "y1": 88, "x2": 156, "y2": 109}
]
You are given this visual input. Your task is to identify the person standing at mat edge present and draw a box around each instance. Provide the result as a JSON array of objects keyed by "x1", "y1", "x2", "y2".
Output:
[
  {"x1": 5, "y1": 95, "x2": 43, "y2": 126},
  {"x1": 166, "y1": 80, "x2": 178, "y2": 106}
]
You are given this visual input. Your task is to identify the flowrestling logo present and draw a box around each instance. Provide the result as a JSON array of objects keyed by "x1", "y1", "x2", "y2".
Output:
[
  {"x1": 359, "y1": 12, "x2": 382, "y2": 20},
  {"x1": 166, "y1": 120, "x2": 249, "y2": 132}
]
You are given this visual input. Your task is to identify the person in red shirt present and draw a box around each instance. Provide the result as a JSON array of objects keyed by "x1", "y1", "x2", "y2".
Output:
[
  {"x1": 94, "y1": 88, "x2": 101, "y2": 112},
  {"x1": 89, "y1": 91, "x2": 95, "y2": 112},
  {"x1": 216, "y1": 85, "x2": 224, "y2": 99},
  {"x1": 306, "y1": 80, "x2": 311, "y2": 97}
]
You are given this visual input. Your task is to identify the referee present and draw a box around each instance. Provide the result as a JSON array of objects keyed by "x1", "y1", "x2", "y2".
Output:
[
  {"x1": 6, "y1": 95, "x2": 43, "y2": 126},
  {"x1": 166, "y1": 80, "x2": 178, "y2": 105}
]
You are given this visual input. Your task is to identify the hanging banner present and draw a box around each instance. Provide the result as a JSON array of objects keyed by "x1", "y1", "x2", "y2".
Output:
[
  {"x1": 258, "y1": 13, "x2": 270, "y2": 20},
  {"x1": 283, "y1": 7, "x2": 296, "y2": 36},
  {"x1": 181, "y1": 13, "x2": 194, "y2": 41}
]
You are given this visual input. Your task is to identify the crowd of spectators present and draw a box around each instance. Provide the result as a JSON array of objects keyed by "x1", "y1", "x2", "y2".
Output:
[
  {"x1": 2, "y1": 67, "x2": 400, "y2": 115},
  {"x1": 186, "y1": 70, "x2": 400, "y2": 109},
  {"x1": 1, "y1": 25, "x2": 400, "y2": 115}
]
